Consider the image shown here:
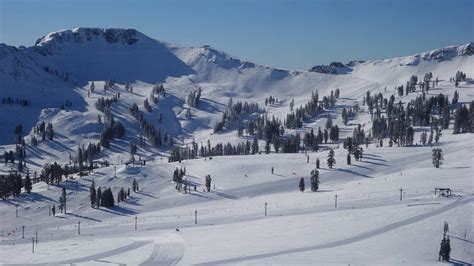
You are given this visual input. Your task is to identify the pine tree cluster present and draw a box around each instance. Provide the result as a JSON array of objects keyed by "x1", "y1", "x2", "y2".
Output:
[
  {"x1": 59, "y1": 99, "x2": 73, "y2": 110},
  {"x1": 32, "y1": 121, "x2": 54, "y2": 141},
  {"x1": 3, "y1": 150, "x2": 16, "y2": 164},
  {"x1": 117, "y1": 187, "x2": 127, "y2": 203},
  {"x1": 0, "y1": 173, "x2": 23, "y2": 199},
  {"x1": 2, "y1": 97, "x2": 31, "y2": 106},
  {"x1": 284, "y1": 90, "x2": 337, "y2": 129},
  {"x1": 341, "y1": 106, "x2": 357, "y2": 126},
  {"x1": 369, "y1": 91, "x2": 456, "y2": 146},
  {"x1": 132, "y1": 178, "x2": 139, "y2": 192},
  {"x1": 454, "y1": 71, "x2": 467, "y2": 83},
  {"x1": 100, "y1": 117, "x2": 125, "y2": 148},
  {"x1": 103, "y1": 79, "x2": 116, "y2": 91},
  {"x1": 95, "y1": 96, "x2": 118, "y2": 113},
  {"x1": 129, "y1": 103, "x2": 172, "y2": 148},
  {"x1": 214, "y1": 98, "x2": 262, "y2": 133},
  {"x1": 173, "y1": 168, "x2": 186, "y2": 192},
  {"x1": 77, "y1": 143, "x2": 102, "y2": 173},
  {"x1": 43, "y1": 66, "x2": 71, "y2": 82},
  {"x1": 186, "y1": 87, "x2": 202, "y2": 108},
  {"x1": 151, "y1": 83, "x2": 165, "y2": 100},
  {"x1": 453, "y1": 102, "x2": 474, "y2": 134},
  {"x1": 264, "y1": 95, "x2": 279, "y2": 105}
]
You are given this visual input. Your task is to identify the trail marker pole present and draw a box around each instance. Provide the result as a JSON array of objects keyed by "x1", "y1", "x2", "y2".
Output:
[
  {"x1": 400, "y1": 188, "x2": 403, "y2": 201},
  {"x1": 78, "y1": 221, "x2": 81, "y2": 235},
  {"x1": 134, "y1": 216, "x2": 137, "y2": 230},
  {"x1": 264, "y1": 202, "x2": 268, "y2": 216},
  {"x1": 195, "y1": 210, "x2": 198, "y2": 224},
  {"x1": 15, "y1": 205, "x2": 18, "y2": 217},
  {"x1": 22, "y1": 225, "x2": 25, "y2": 238},
  {"x1": 32, "y1": 237, "x2": 34, "y2": 253},
  {"x1": 335, "y1": 195, "x2": 338, "y2": 208}
]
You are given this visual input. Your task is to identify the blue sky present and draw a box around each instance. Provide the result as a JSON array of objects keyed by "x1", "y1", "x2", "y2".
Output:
[{"x1": 0, "y1": 0, "x2": 472, "y2": 70}]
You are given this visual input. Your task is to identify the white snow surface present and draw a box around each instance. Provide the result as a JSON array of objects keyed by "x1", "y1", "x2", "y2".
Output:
[{"x1": 0, "y1": 28, "x2": 473, "y2": 265}]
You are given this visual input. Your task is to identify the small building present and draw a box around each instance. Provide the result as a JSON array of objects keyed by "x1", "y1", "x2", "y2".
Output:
[{"x1": 434, "y1": 188, "x2": 452, "y2": 197}]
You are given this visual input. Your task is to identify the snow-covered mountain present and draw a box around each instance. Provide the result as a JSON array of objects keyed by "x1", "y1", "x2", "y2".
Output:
[
  {"x1": 1, "y1": 28, "x2": 473, "y2": 265},
  {"x1": 0, "y1": 27, "x2": 472, "y2": 148},
  {"x1": 30, "y1": 28, "x2": 193, "y2": 85}
]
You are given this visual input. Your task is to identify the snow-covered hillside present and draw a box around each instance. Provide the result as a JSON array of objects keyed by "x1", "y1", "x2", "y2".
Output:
[{"x1": 0, "y1": 28, "x2": 473, "y2": 265}]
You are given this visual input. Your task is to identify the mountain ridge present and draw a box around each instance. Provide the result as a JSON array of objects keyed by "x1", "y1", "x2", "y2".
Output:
[{"x1": 3, "y1": 27, "x2": 471, "y2": 76}]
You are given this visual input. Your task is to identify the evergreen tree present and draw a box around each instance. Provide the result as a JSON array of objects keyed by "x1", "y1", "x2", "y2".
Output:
[
  {"x1": 24, "y1": 172, "x2": 32, "y2": 194},
  {"x1": 265, "y1": 141, "x2": 271, "y2": 154},
  {"x1": 90, "y1": 81, "x2": 95, "y2": 93},
  {"x1": 132, "y1": 178, "x2": 139, "y2": 192},
  {"x1": 439, "y1": 236, "x2": 451, "y2": 261},
  {"x1": 316, "y1": 158, "x2": 320, "y2": 169},
  {"x1": 101, "y1": 188, "x2": 114, "y2": 207},
  {"x1": 251, "y1": 137, "x2": 259, "y2": 154},
  {"x1": 299, "y1": 177, "x2": 305, "y2": 192},
  {"x1": 205, "y1": 175, "x2": 212, "y2": 192},
  {"x1": 327, "y1": 148, "x2": 336, "y2": 169},
  {"x1": 61, "y1": 187, "x2": 67, "y2": 213},
  {"x1": 90, "y1": 180, "x2": 97, "y2": 208},
  {"x1": 445, "y1": 237, "x2": 451, "y2": 261},
  {"x1": 432, "y1": 148, "x2": 443, "y2": 168},
  {"x1": 342, "y1": 107, "x2": 349, "y2": 125},
  {"x1": 325, "y1": 116, "x2": 333, "y2": 129},
  {"x1": 442, "y1": 104, "x2": 450, "y2": 129},
  {"x1": 353, "y1": 146, "x2": 363, "y2": 161},
  {"x1": 420, "y1": 131, "x2": 427, "y2": 146},
  {"x1": 310, "y1": 169, "x2": 319, "y2": 192},
  {"x1": 120, "y1": 187, "x2": 126, "y2": 201},
  {"x1": 96, "y1": 187, "x2": 102, "y2": 208},
  {"x1": 452, "y1": 90, "x2": 459, "y2": 105},
  {"x1": 453, "y1": 105, "x2": 470, "y2": 134},
  {"x1": 273, "y1": 136, "x2": 281, "y2": 153}
]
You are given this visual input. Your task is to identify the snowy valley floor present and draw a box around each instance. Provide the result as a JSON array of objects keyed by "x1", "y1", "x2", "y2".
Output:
[{"x1": 0, "y1": 132, "x2": 473, "y2": 265}]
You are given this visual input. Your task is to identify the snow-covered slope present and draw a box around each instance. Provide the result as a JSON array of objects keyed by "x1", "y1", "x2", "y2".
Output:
[
  {"x1": 0, "y1": 27, "x2": 472, "y2": 162},
  {"x1": 0, "y1": 28, "x2": 473, "y2": 264},
  {"x1": 349, "y1": 42, "x2": 474, "y2": 86},
  {"x1": 30, "y1": 28, "x2": 194, "y2": 85},
  {"x1": 0, "y1": 43, "x2": 87, "y2": 146}
]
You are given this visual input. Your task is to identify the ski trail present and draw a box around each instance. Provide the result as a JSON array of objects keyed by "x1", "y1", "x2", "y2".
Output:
[
  {"x1": 6, "y1": 240, "x2": 152, "y2": 265},
  {"x1": 196, "y1": 196, "x2": 473, "y2": 265},
  {"x1": 140, "y1": 233, "x2": 185, "y2": 265}
]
